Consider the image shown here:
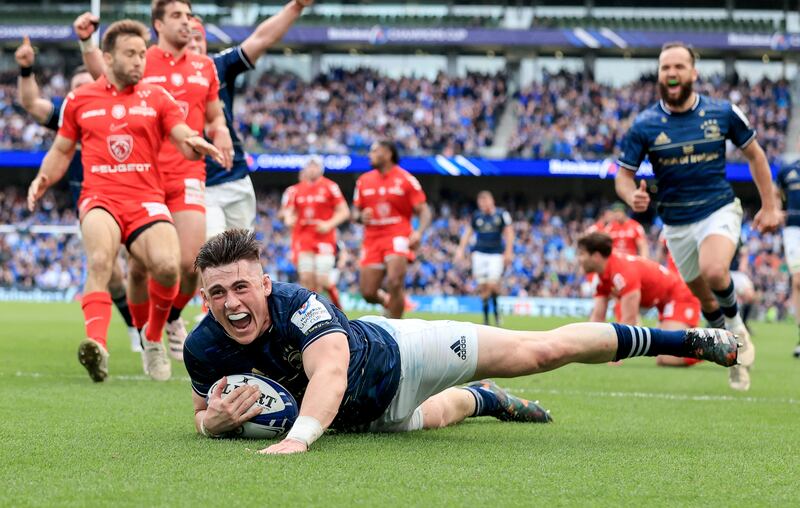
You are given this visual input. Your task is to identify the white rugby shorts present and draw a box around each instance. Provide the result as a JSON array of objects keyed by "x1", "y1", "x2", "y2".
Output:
[
  {"x1": 358, "y1": 316, "x2": 478, "y2": 433},
  {"x1": 783, "y1": 226, "x2": 800, "y2": 274},
  {"x1": 205, "y1": 176, "x2": 256, "y2": 239},
  {"x1": 662, "y1": 199, "x2": 742, "y2": 282},
  {"x1": 471, "y1": 251, "x2": 504, "y2": 284}
]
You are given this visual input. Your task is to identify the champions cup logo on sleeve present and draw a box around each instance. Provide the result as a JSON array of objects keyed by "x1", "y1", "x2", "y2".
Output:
[
  {"x1": 290, "y1": 295, "x2": 332, "y2": 334},
  {"x1": 107, "y1": 135, "x2": 134, "y2": 162}
]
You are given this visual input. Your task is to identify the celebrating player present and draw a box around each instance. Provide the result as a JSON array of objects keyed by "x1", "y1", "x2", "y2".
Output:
[
  {"x1": 26, "y1": 20, "x2": 223, "y2": 382},
  {"x1": 615, "y1": 41, "x2": 781, "y2": 390},
  {"x1": 588, "y1": 202, "x2": 649, "y2": 257},
  {"x1": 184, "y1": 0, "x2": 313, "y2": 239},
  {"x1": 75, "y1": 0, "x2": 234, "y2": 365},
  {"x1": 578, "y1": 232, "x2": 703, "y2": 367},
  {"x1": 281, "y1": 157, "x2": 350, "y2": 307},
  {"x1": 776, "y1": 160, "x2": 800, "y2": 357},
  {"x1": 15, "y1": 36, "x2": 142, "y2": 353},
  {"x1": 184, "y1": 229, "x2": 739, "y2": 454},
  {"x1": 455, "y1": 190, "x2": 514, "y2": 326},
  {"x1": 353, "y1": 140, "x2": 431, "y2": 318}
]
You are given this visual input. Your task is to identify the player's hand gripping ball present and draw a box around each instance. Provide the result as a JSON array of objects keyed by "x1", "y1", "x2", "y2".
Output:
[{"x1": 207, "y1": 374, "x2": 299, "y2": 439}]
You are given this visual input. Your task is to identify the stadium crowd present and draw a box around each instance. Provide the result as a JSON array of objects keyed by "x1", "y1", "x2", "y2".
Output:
[
  {"x1": 509, "y1": 70, "x2": 791, "y2": 163},
  {"x1": 0, "y1": 67, "x2": 790, "y2": 162},
  {"x1": 0, "y1": 185, "x2": 792, "y2": 320}
]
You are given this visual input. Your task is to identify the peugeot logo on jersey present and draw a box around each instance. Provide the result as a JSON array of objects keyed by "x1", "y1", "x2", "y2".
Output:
[{"x1": 107, "y1": 135, "x2": 133, "y2": 163}]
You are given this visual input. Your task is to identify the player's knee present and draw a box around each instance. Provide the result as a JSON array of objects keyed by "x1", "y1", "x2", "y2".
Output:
[
  {"x1": 792, "y1": 275, "x2": 800, "y2": 292},
  {"x1": 149, "y1": 257, "x2": 180, "y2": 286},
  {"x1": 361, "y1": 288, "x2": 381, "y2": 303},
  {"x1": 385, "y1": 275, "x2": 404, "y2": 293},
  {"x1": 421, "y1": 401, "x2": 447, "y2": 429},
  {"x1": 701, "y1": 263, "x2": 729, "y2": 288},
  {"x1": 86, "y1": 249, "x2": 114, "y2": 274}
]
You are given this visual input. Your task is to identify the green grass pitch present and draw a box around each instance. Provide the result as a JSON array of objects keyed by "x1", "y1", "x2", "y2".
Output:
[{"x1": 1, "y1": 302, "x2": 799, "y2": 506}]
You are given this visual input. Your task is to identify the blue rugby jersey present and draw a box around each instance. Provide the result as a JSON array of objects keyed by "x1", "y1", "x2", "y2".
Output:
[
  {"x1": 205, "y1": 46, "x2": 254, "y2": 187},
  {"x1": 45, "y1": 99, "x2": 83, "y2": 205},
  {"x1": 617, "y1": 95, "x2": 755, "y2": 225},
  {"x1": 776, "y1": 160, "x2": 800, "y2": 228},
  {"x1": 184, "y1": 281, "x2": 401, "y2": 429},
  {"x1": 471, "y1": 209, "x2": 512, "y2": 254}
]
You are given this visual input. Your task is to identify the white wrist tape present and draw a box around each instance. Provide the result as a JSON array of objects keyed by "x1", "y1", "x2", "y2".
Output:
[
  {"x1": 78, "y1": 38, "x2": 96, "y2": 54},
  {"x1": 200, "y1": 418, "x2": 222, "y2": 439},
  {"x1": 286, "y1": 416, "x2": 324, "y2": 447}
]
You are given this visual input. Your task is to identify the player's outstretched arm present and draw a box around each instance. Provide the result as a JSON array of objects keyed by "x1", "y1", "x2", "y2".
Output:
[
  {"x1": 259, "y1": 332, "x2": 349, "y2": 455},
  {"x1": 503, "y1": 223, "x2": 515, "y2": 265},
  {"x1": 27, "y1": 136, "x2": 77, "y2": 211},
  {"x1": 240, "y1": 0, "x2": 311, "y2": 64},
  {"x1": 454, "y1": 223, "x2": 472, "y2": 262},
  {"x1": 15, "y1": 37, "x2": 54, "y2": 124},
  {"x1": 742, "y1": 141, "x2": 781, "y2": 233},
  {"x1": 205, "y1": 101, "x2": 233, "y2": 170},
  {"x1": 170, "y1": 124, "x2": 225, "y2": 165},
  {"x1": 617, "y1": 291, "x2": 641, "y2": 325},
  {"x1": 73, "y1": 12, "x2": 105, "y2": 79}
]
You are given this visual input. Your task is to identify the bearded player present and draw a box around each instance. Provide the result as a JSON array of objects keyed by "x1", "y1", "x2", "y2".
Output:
[
  {"x1": 26, "y1": 20, "x2": 223, "y2": 382},
  {"x1": 615, "y1": 41, "x2": 781, "y2": 390},
  {"x1": 75, "y1": 0, "x2": 234, "y2": 366},
  {"x1": 15, "y1": 36, "x2": 142, "y2": 353},
  {"x1": 354, "y1": 140, "x2": 431, "y2": 318},
  {"x1": 578, "y1": 232, "x2": 703, "y2": 368}
]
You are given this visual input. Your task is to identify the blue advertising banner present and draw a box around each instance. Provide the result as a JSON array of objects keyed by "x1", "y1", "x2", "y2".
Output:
[
  {"x1": 0, "y1": 24, "x2": 798, "y2": 51},
  {"x1": 2, "y1": 150, "x2": 776, "y2": 181}
]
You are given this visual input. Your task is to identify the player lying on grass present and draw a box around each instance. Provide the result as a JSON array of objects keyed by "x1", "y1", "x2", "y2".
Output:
[
  {"x1": 185, "y1": 229, "x2": 741, "y2": 455},
  {"x1": 578, "y1": 232, "x2": 704, "y2": 368}
]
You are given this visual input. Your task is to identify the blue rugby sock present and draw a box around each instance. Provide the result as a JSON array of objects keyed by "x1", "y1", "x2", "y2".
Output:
[
  {"x1": 463, "y1": 386, "x2": 501, "y2": 417},
  {"x1": 713, "y1": 281, "x2": 739, "y2": 319},
  {"x1": 611, "y1": 323, "x2": 687, "y2": 361}
]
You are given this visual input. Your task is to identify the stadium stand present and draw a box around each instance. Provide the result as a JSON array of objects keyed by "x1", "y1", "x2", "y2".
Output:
[
  {"x1": 0, "y1": 185, "x2": 790, "y2": 319},
  {"x1": 0, "y1": 68, "x2": 789, "y2": 163}
]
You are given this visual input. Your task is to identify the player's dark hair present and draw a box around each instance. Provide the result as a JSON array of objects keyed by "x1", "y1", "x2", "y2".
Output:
[
  {"x1": 577, "y1": 232, "x2": 613, "y2": 258},
  {"x1": 376, "y1": 139, "x2": 399, "y2": 164},
  {"x1": 660, "y1": 41, "x2": 697, "y2": 67},
  {"x1": 101, "y1": 19, "x2": 151, "y2": 53},
  {"x1": 195, "y1": 229, "x2": 261, "y2": 271},
  {"x1": 151, "y1": 0, "x2": 192, "y2": 35},
  {"x1": 71, "y1": 65, "x2": 89, "y2": 79}
]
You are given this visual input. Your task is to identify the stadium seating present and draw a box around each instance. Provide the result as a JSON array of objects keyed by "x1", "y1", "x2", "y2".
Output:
[{"x1": 0, "y1": 185, "x2": 790, "y2": 319}]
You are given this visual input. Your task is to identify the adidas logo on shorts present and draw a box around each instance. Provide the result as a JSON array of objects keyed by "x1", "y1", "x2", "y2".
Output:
[{"x1": 450, "y1": 336, "x2": 468, "y2": 361}]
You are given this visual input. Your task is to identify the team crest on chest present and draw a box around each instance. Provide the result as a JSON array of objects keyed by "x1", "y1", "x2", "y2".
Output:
[
  {"x1": 111, "y1": 104, "x2": 127, "y2": 119},
  {"x1": 107, "y1": 135, "x2": 133, "y2": 162},
  {"x1": 171, "y1": 73, "x2": 184, "y2": 87},
  {"x1": 701, "y1": 119, "x2": 720, "y2": 139}
]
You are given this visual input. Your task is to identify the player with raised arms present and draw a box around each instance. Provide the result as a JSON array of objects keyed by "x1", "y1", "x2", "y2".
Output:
[
  {"x1": 455, "y1": 190, "x2": 514, "y2": 326},
  {"x1": 281, "y1": 157, "x2": 349, "y2": 308},
  {"x1": 354, "y1": 140, "x2": 431, "y2": 318},
  {"x1": 185, "y1": 229, "x2": 740, "y2": 455},
  {"x1": 26, "y1": 19, "x2": 223, "y2": 382},
  {"x1": 615, "y1": 41, "x2": 781, "y2": 390},
  {"x1": 75, "y1": 0, "x2": 234, "y2": 372},
  {"x1": 183, "y1": 0, "x2": 313, "y2": 240},
  {"x1": 15, "y1": 36, "x2": 142, "y2": 353},
  {"x1": 578, "y1": 232, "x2": 704, "y2": 367}
]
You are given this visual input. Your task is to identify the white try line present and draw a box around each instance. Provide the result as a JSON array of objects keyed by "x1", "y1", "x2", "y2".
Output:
[{"x1": 512, "y1": 387, "x2": 800, "y2": 406}]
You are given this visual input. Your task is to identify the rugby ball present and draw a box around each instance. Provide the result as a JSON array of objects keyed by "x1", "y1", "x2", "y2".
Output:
[{"x1": 207, "y1": 373, "x2": 299, "y2": 439}]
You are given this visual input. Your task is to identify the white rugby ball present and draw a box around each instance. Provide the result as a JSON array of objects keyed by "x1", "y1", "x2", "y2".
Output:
[{"x1": 207, "y1": 373, "x2": 299, "y2": 439}]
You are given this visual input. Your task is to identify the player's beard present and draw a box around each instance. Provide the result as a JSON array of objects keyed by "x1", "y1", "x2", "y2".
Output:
[
  {"x1": 658, "y1": 79, "x2": 693, "y2": 109},
  {"x1": 111, "y1": 63, "x2": 141, "y2": 88}
]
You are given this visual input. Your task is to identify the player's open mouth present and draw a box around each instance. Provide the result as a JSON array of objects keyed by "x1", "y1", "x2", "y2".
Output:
[
  {"x1": 227, "y1": 312, "x2": 252, "y2": 330},
  {"x1": 666, "y1": 79, "x2": 681, "y2": 91}
]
